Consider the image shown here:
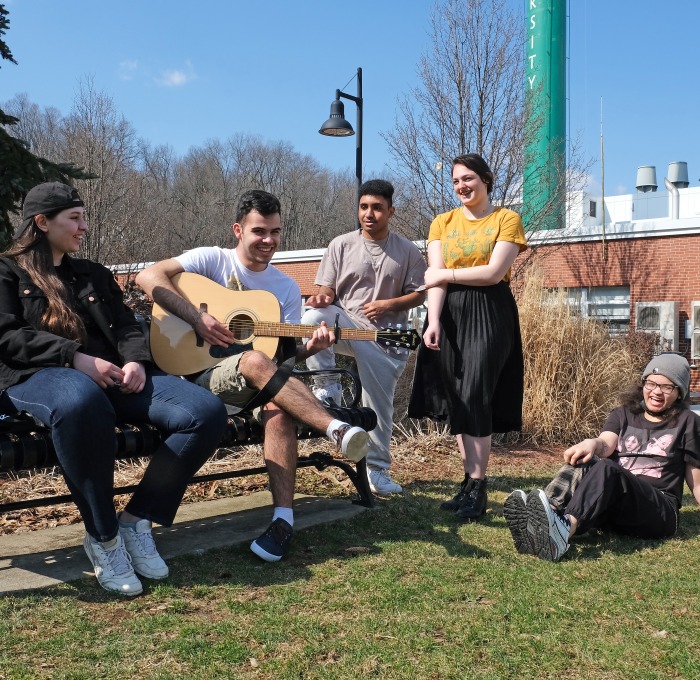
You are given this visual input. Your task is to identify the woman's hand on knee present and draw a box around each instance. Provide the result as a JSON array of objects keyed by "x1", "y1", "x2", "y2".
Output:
[
  {"x1": 73, "y1": 351, "x2": 125, "y2": 389},
  {"x1": 564, "y1": 439, "x2": 598, "y2": 465}
]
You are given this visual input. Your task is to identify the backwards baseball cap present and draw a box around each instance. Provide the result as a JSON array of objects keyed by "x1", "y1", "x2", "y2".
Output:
[
  {"x1": 16, "y1": 182, "x2": 84, "y2": 239},
  {"x1": 642, "y1": 352, "x2": 691, "y2": 399}
]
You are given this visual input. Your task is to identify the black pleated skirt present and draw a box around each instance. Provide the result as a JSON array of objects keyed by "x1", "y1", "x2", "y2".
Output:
[{"x1": 408, "y1": 281, "x2": 523, "y2": 436}]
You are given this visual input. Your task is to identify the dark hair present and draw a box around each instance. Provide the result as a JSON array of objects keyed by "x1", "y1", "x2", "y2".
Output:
[
  {"x1": 620, "y1": 382, "x2": 689, "y2": 425},
  {"x1": 358, "y1": 179, "x2": 395, "y2": 208},
  {"x1": 2, "y1": 212, "x2": 86, "y2": 343},
  {"x1": 235, "y1": 190, "x2": 281, "y2": 225},
  {"x1": 452, "y1": 153, "x2": 494, "y2": 194}
]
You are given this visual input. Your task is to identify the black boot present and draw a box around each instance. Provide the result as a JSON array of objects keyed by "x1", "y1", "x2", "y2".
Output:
[
  {"x1": 454, "y1": 477, "x2": 488, "y2": 521},
  {"x1": 440, "y1": 474, "x2": 470, "y2": 511}
]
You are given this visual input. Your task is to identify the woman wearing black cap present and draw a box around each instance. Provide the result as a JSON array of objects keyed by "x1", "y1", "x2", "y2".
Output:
[
  {"x1": 504, "y1": 352, "x2": 700, "y2": 562},
  {"x1": 0, "y1": 182, "x2": 228, "y2": 596}
]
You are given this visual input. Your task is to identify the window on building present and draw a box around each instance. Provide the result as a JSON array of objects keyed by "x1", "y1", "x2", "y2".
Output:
[
  {"x1": 554, "y1": 286, "x2": 631, "y2": 335},
  {"x1": 589, "y1": 200, "x2": 597, "y2": 218}
]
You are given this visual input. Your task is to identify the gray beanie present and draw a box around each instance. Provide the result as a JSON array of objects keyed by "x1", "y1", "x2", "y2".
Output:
[{"x1": 642, "y1": 352, "x2": 690, "y2": 399}]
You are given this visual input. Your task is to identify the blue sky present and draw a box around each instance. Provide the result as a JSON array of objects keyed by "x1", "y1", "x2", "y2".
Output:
[{"x1": 2, "y1": 0, "x2": 699, "y2": 197}]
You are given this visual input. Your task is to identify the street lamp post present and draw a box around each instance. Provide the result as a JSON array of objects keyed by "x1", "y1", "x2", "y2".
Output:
[{"x1": 319, "y1": 67, "x2": 363, "y2": 226}]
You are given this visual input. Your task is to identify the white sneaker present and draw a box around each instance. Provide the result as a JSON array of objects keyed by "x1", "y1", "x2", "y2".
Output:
[
  {"x1": 313, "y1": 383, "x2": 343, "y2": 406},
  {"x1": 331, "y1": 424, "x2": 369, "y2": 462},
  {"x1": 526, "y1": 489, "x2": 571, "y2": 562},
  {"x1": 119, "y1": 518, "x2": 169, "y2": 579},
  {"x1": 368, "y1": 468, "x2": 403, "y2": 495},
  {"x1": 83, "y1": 533, "x2": 143, "y2": 596}
]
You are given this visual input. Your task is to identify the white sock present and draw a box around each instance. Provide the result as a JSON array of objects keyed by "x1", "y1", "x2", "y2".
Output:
[
  {"x1": 273, "y1": 507, "x2": 294, "y2": 527},
  {"x1": 100, "y1": 537, "x2": 118, "y2": 549},
  {"x1": 325, "y1": 419, "x2": 346, "y2": 440}
]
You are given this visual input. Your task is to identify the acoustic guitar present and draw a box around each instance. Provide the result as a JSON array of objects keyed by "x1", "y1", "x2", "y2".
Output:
[{"x1": 150, "y1": 272, "x2": 421, "y2": 375}]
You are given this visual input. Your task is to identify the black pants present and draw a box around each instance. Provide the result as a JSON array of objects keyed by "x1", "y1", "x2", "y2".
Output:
[{"x1": 565, "y1": 459, "x2": 678, "y2": 538}]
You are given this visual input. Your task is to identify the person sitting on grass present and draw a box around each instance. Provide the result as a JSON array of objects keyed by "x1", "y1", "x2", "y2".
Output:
[{"x1": 504, "y1": 352, "x2": 700, "y2": 562}]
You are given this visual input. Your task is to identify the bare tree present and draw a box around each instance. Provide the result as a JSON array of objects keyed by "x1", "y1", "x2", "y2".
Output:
[
  {"x1": 384, "y1": 0, "x2": 524, "y2": 237},
  {"x1": 3, "y1": 93, "x2": 64, "y2": 161},
  {"x1": 383, "y1": 0, "x2": 590, "y2": 272},
  {"x1": 4, "y1": 88, "x2": 357, "y2": 262},
  {"x1": 61, "y1": 77, "x2": 138, "y2": 263}
]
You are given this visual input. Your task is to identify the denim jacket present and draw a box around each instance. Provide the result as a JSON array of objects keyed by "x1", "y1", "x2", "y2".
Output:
[{"x1": 0, "y1": 256, "x2": 152, "y2": 391}]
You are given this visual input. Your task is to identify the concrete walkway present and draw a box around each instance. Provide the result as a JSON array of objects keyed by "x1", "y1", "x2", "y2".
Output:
[{"x1": 0, "y1": 492, "x2": 368, "y2": 594}]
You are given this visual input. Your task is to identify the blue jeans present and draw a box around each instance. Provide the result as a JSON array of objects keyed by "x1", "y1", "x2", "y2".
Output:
[{"x1": 0, "y1": 368, "x2": 227, "y2": 542}]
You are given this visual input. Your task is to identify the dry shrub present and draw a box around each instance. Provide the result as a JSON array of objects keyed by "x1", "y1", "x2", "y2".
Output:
[
  {"x1": 394, "y1": 270, "x2": 653, "y2": 447},
  {"x1": 519, "y1": 268, "x2": 646, "y2": 445}
]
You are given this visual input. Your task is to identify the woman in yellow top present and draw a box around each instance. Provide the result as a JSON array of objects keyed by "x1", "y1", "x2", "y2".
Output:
[{"x1": 409, "y1": 153, "x2": 527, "y2": 521}]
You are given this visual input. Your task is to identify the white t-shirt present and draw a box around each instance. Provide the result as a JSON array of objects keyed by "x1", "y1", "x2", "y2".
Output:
[{"x1": 175, "y1": 247, "x2": 302, "y2": 323}]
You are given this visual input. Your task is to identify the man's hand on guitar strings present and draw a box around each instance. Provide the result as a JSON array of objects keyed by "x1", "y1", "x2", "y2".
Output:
[{"x1": 194, "y1": 312, "x2": 235, "y2": 348}]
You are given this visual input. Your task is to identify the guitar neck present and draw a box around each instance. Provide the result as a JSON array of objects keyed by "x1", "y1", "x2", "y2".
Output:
[{"x1": 253, "y1": 322, "x2": 378, "y2": 341}]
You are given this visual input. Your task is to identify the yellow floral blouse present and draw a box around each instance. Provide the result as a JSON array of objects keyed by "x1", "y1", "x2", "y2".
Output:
[{"x1": 427, "y1": 207, "x2": 527, "y2": 282}]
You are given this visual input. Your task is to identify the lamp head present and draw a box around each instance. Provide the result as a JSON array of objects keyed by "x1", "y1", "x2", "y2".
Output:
[{"x1": 319, "y1": 98, "x2": 354, "y2": 137}]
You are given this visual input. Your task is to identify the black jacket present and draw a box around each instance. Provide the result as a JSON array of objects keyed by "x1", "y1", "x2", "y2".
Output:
[{"x1": 0, "y1": 256, "x2": 152, "y2": 391}]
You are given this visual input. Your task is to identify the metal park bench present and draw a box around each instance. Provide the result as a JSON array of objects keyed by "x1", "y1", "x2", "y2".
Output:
[{"x1": 0, "y1": 368, "x2": 377, "y2": 515}]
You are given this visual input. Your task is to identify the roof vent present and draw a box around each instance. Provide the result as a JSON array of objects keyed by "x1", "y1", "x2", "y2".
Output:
[
  {"x1": 668, "y1": 161, "x2": 689, "y2": 189},
  {"x1": 636, "y1": 165, "x2": 658, "y2": 193}
]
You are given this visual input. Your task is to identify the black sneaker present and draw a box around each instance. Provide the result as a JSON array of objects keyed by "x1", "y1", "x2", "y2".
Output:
[
  {"x1": 250, "y1": 518, "x2": 294, "y2": 562},
  {"x1": 503, "y1": 490, "x2": 535, "y2": 555},
  {"x1": 454, "y1": 477, "x2": 488, "y2": 521},
  {"x1": 440, "y1": 475, "x2": 470, "y2": 511}
]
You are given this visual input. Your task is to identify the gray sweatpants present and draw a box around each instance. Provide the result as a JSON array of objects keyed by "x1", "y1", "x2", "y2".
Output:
[{"x1": 301, "y1": 306, "x2": 407, "y2": 471}]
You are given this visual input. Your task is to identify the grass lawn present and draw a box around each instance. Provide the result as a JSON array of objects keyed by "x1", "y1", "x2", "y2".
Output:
[{"x1": 2, "y1": 444, "x2": 700, "y2": 679}]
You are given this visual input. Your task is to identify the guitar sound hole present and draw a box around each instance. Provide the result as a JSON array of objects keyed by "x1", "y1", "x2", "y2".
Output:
[{"x1": 229, "y1": 314, "x2": 255, "y2": 343}]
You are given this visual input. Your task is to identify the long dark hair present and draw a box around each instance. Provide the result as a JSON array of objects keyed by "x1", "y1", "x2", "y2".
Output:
[
  {"x1": 2, "y1": 215, "x2": 86, "y2": 343},
  {"x1": 620, "y1": 382, "x2": 689, "y2": 425}
]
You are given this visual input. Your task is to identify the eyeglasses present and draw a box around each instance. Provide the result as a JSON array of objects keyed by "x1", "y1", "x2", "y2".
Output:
[{"x1": 642, "y1": 379, "x2": 677, "y2": 395}]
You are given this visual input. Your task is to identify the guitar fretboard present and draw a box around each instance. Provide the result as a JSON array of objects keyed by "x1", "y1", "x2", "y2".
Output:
[{"x1": 252, "y1": 322, "x2": 378, "y2": 341}]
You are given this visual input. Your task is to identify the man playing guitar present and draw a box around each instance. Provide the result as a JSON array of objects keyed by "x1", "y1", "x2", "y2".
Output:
[{"x1": 136, "y1": 190, "x2": 370, "y2": 563}]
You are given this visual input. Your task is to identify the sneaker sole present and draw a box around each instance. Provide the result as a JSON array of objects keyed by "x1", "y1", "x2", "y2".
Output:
[
  {"x1": 343, "y1": 430, "x2": 370, "y2": 462},
  {"x1": 503, "y1": 492, "x2": 535, "y2": 555},
  {"x1": 369, "y1": 484, "x2": 403, "y2": 496},
  {"x1": 526, "y1": 490, "x2": 566, "y2": 562},
  {"x1": 131, "y1": 563, "x2": 169, "y2": 580},
  {"x1": 250, "y1": 540, "x2": 283, "y2": 563}
]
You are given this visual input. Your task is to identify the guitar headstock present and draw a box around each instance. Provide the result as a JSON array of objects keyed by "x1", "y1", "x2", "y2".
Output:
[{"x1": 376, "y1": 327, "x2": 421, "y2": 351}]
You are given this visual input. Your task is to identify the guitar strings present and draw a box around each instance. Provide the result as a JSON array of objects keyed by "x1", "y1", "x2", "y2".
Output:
[{"x1": 222, "y1": 319, "x2": 413, "y2": 346}]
